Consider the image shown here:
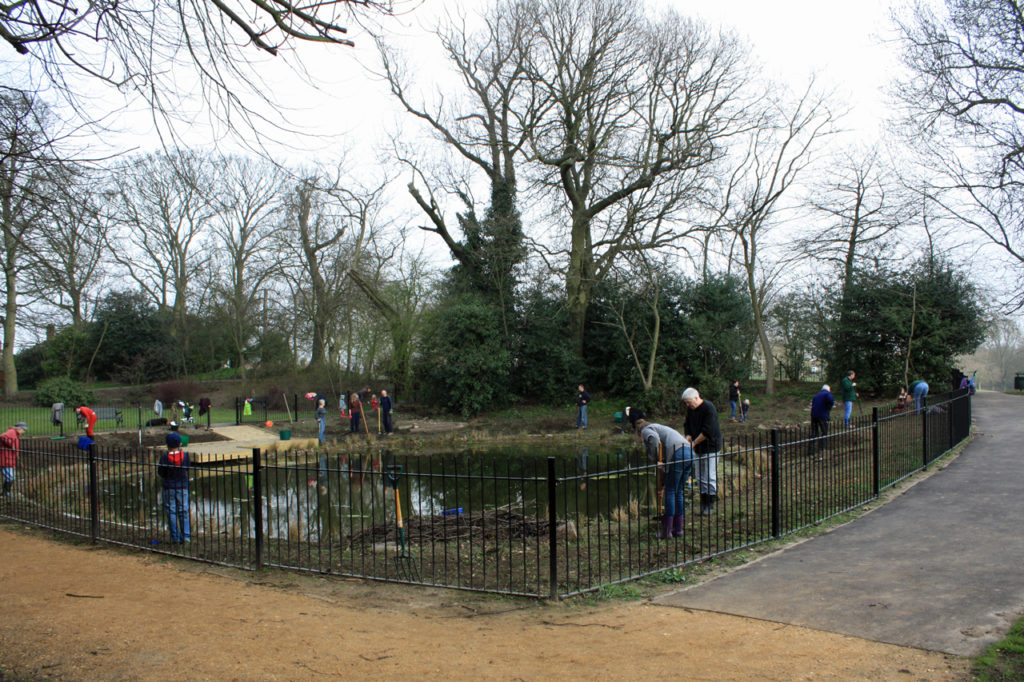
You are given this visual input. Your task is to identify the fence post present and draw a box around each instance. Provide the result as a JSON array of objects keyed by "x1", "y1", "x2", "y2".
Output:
[
  {"x1": 293, "y1": 394, "x2": 299, "y2": 422},
  {"x1": 921, "y1": 398, "x2": 929, "y2": 469},
  {"x1": 253, "y1": 448, "x2": 263, "y2": 570},
  {"x1": 88, "y1": 443, "x2": 99, "y2": 544},
  {"x1": 948, "y1": 394, "x2": 955, "y2": 451},
  {"x1": 770, "y1": 430, "x2": 780, "y2": 539},
  {"x1": 872, "y1": 407, "x2": 880, "y2": 497},
  {"x1": 547, "y1": 456, "x2": 558, "y2": 600},
  {"x1": 234, "y1": 398, "x2": 240, "y2": 425}
]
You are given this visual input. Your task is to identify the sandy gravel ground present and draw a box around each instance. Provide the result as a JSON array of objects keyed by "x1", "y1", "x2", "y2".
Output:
[{"x1": 0, "y1": 524, "x2": 968, "y2": 681}]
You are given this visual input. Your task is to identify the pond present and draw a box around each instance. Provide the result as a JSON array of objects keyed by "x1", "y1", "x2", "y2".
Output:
[{"x1": 96, "y1": 443, "x2": 663, "y2": 543}]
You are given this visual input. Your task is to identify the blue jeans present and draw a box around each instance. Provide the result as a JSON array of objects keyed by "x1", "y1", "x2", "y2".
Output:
[
  {"x1": 1, "y1": 467, "x2": 14, "y2": 483},
  {"x1": 163, "y1": 487, "x2": 190, "y2": 543},
  {"x1": 577, "y1": 405, "x2": 588, "y2": 428},
  {"x1": 913, "y1": 382, "x2": 929, "y2": 413},
  {"x1": 728, "y1": 400, "x2": 737, "y2": 419},
  {"x1": 843, "y1": 401, "x2": 853, "y2": 426},
  {"x1": 317, "y1": 417, "x2": 326, "y2": 443},
  {"x1": 663, "y1": 446, "x2": 693, "y2": 517}
]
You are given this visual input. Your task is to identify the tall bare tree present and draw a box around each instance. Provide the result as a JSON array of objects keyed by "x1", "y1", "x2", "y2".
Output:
[
  {"x1": 209, "y1": 155, "x2": 288, "y2": 372},
  {"x1": 284, "y1": 169, "x2": 382, "y2": 369},
  {"x1": 110, "y1": 150, "x2": 215, "y2": 373},
  {"x1": 378, "y1": 0, "x2": 531, "y2": 329},
  {"x1": 521, "y1": 0, "x2": 748, "y2": 355},
  {"x1": 804, "y1": 147, "x2": 908, "y2": 294},
  {"x1": 27, "y1": 164, "x2": 111, "y2": 328},
  {"x1": 894, "y1": 0, "x2": 1024, "y2": 308},
  {"x1": 0, "y1": 89, "x2": 58, "y2": 396},
  {"x1": 711, "y1": 82, "x2": 838, "y2": 394}
]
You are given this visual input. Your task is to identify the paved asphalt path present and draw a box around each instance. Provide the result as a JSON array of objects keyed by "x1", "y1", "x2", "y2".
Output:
[{"x1": 654, "y1": 391, "x2": 1024, "y2": 656}]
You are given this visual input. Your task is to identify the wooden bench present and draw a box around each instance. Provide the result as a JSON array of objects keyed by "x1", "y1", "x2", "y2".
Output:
[{"x1": 78, "y1": 406, "x2": 124, "y2": 429}]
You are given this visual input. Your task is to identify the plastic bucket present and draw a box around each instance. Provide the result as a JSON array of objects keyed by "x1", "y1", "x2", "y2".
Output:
[
  {"x1": 279, "y1": 430, "x2": 291, "y2": 441},
  {"x1": 180, "y1": 434, "x2": 190, "y2": 446}
]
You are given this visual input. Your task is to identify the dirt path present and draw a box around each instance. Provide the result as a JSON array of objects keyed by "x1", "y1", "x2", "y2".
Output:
[{"x1": 0, "y1": 525, "x2": 968, "y2": 680}]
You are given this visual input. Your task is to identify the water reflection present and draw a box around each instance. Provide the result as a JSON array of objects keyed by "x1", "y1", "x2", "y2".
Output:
[{"x1": 101, "y1": 444, "x2": 659, "y2": 543}]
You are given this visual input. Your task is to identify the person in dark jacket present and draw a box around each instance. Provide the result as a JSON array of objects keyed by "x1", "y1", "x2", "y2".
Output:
[
  {"x1": 380, "y1": 390, "x2": 393, "y2": 435},
  {"x1": 681, "y1": 387, "x2": 722, "y2": 515},
  {"x1": 810, "y1": 384, "x2": 835, "y2": 454},
  {"x1": 158, "y1": 432, "x2": 191, "y2": 543},
  {"x1": 623, "y1": 406, "x2": 646, "y2": 434},
  {"x1": 728, "y1": 380, "x2": 742, "y2": 422},
  {"x1": 576, "y1": 385, "x2": 591, "y2": 429},
  {"x1": 0, "y1": 422, "x2": 27, "y2": 497}
]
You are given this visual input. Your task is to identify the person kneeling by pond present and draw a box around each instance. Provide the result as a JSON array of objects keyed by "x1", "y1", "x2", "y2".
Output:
[
  {"x1": 635, "y1": 417, "x2": 693, "y2": 539},
  {"x1": 158, "y1": 432, "x2": 191, "y2": 544}
]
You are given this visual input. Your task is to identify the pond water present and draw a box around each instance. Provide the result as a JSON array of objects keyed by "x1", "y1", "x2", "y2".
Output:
[{"x1": 100, "y1": 444, "x2": 663, "y2": 542}]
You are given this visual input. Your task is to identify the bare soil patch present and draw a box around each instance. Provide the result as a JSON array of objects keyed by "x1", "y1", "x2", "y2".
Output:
[{"x1": 0, "y1": 523, "x2": 968, "y2": 681}]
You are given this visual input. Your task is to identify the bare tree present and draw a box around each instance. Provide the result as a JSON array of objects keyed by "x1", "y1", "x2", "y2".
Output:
[
  {"x1": 377, "y1": 0, "x2": 531, "y2": 329},
  {"x1": 894, "y1": 0, "x2": 1024, "y2": 308},
  {"x1": 711, "y1": 82, "x2": 838, "y2": 395},
  {"x1": 283, "y1": 168, "x2": 382, "y2": 369},
  {"x1": 804, "y1": 146, "x2": 909, "y2": 294},
  {"x1": 521, "y1": 0, "x2": 748, "y2": 355},
  {"x1": 3, "y1": 0, "x2": 399, "y2": 141},
  {"x1": 347, "y1": 231, "x2": 431, "y2": 394},
  {"x1": 0, "y1": 89, "x2": 59, "y2": 396},
  {"x1": 595, "y1": 249, "x2": 664, "y2": 393},
  {"x1": 110, "y1": 150, "x2": 216, "y2": 373},
  {"x1": 26, "y1": 164, "x2": 111, "y2": 328},
  {"x1": 208, "y1": 155, "x2": 289, "y2": 372}
]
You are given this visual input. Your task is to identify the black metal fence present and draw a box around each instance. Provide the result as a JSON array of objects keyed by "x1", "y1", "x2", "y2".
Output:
[
  {"x1": 234, "y1": 394, "x2": 381, "y2": 427},
  {"x1": 0, "y1": 401, "x2": 213, "y2": 438},
  {"x1": 1, "y1": 390, "x2": 971, "y2": 598}
]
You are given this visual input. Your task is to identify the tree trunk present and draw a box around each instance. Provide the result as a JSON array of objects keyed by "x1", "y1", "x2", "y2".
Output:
[
  {"x1": 3, "y1": 263, "x2": 18, "y2": 398},
  {"x1": 566, "y1": 213, "x2": 592, "y2": 357}
]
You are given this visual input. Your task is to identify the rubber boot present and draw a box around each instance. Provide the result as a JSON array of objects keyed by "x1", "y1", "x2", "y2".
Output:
[
  {"x1": 698, "y1": 493, "x2": 707, "y2": 514},
  {"x1": 657, "y1": 515, "x2": 672, "y2": 540},
  {"x1": 701, "y1": 495, "x2": 717, "y2": 516},
  {"x1": 2, "y1": 480, "x2": 11, "y2": 497},
  {"x1": 672, "y1": 514, "x2": 684, "y2": 537}
]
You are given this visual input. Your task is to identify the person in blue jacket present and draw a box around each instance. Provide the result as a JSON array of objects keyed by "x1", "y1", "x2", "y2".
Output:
[
  {"x1": 158, "y1": 432, "x2": 191, "y2": 544},
  {"x1": 810, "y1": 384, "x2": 835, "y2": 454},
  {"x1": 911, "y1": 379, "x2": 929, "y2": 413}
]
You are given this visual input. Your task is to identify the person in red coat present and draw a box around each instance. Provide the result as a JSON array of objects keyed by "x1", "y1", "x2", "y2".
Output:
[
  {"x1": 0, "y1": 422, "x2": 27, "y2": 497},
  {"x1": 76, "y1": 406, "x2": 98, "y2": 436}
]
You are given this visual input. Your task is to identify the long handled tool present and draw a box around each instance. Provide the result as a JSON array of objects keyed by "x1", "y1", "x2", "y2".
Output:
[
  {"x1": 282, "y1": 393, "x2": 293, "y2": 423},
  {"x1": 385, "y1": 465, "x2": 418, "y2": 581},
  {"x1": 360, "y1": 401, "x2": 372, "y2": 439},
  {"x1": 657, "y1": 441, "x2": 664, "y2": 506}
]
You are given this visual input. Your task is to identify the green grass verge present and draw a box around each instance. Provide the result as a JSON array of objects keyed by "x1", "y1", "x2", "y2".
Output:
[{"x1": 973, "y1": 615, "x2": 1024, "y2": 681}]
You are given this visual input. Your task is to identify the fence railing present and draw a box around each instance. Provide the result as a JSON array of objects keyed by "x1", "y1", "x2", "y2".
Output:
[
  {"x1": 1, "y1": 390, "x2": 971, "y2": 598},
  {"x1": 234, "y1": 394, "x2": 380, "y2": 426},
  {"x1": 0, "y1": 401, "x2": 215, "y2": 438}
]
